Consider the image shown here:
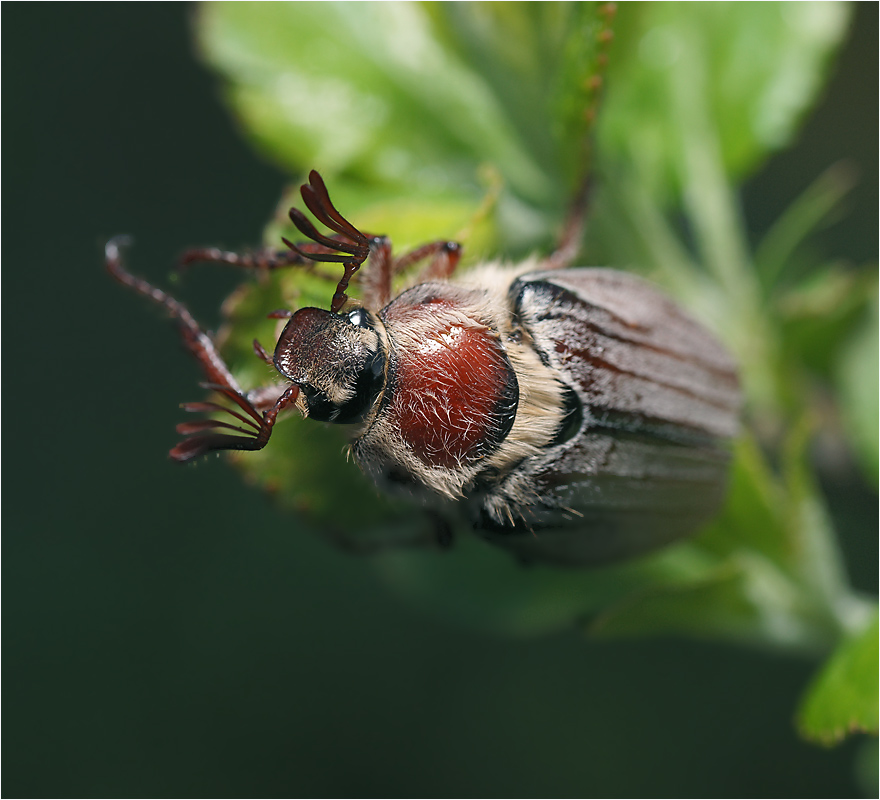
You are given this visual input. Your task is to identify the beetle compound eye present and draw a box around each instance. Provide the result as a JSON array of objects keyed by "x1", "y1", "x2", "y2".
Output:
[{"x1": 347, "y1": 308, "x2": 370, "y2": 328}]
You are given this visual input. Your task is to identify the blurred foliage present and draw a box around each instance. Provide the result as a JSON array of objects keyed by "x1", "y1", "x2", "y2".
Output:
[
  {"x1": 799, "y1": 613, "x2": 879, "y2": 744},
  {"x1": 195, "y1": 2, "x2": 877, "y2": 746}
]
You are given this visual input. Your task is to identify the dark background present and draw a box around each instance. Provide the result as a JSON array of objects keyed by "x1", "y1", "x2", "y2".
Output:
[{"x1": 4, "y1": 3, "x2": 877, "y2": 797}]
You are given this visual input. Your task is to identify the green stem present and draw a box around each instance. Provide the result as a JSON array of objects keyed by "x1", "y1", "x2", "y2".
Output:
[
  {"x1": 666, "y1": 27, "x2": 786, "y2": 420},
  {"x1": 670, "y1": 31, "x2": 759, "y2": 313},
  {"x1": 755, "y1": 163, "x2": 857, "y2": 290}
]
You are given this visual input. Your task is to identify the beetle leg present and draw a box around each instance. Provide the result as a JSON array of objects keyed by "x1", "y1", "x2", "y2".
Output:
[
  {"x1": 544, "y1": 179, "x2": 592, "y2": 271},
  {"x1": 106, "y1": 237, "x2": 298, "y2": 461},
  {"x1": 106, "y1": 237, "x2": 244, "y2": 394},
  {"x1": 179, "y1": 245, "x2": 308, "y2": 271},
  {"x1": 177, "y1": 239, "x2": 354, "y2": 274},
  {"x1": 426, "y1": 510, "x2": 454, "y2": 549},
  {"x1": 394, "y1": 240, "x2": 463, "y2": 283},
  {"x1": 245, "y1": 382, "x2": 291, "y2": 413},
  {"x1": 171, "y1": 383, "x2": 299, "y2": 462},
  {"x1": 361, "y1": 238, "x2": 463, "y2": 309},
  {"x1": 360, "y1": 235, "x2": 393, "y2": 309}
]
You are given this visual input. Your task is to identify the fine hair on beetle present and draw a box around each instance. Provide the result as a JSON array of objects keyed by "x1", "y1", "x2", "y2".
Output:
[{"x1": 106, "y1": 168, "x2": 741, "y2": 566}]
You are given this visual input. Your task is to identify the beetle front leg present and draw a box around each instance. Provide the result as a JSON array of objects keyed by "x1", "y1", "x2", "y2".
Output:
[
  {"x1": 171, "y1": 383, "x2": 299, "y2": 462},
  {"x1": 246, "y1": 382, "x2": 293, "y2": 413},
  {"x1": 106, "y1": 237, "x2": 296, "y2": 461},
  {"x1": 179, "y1": 245, "x2": 309, "y2": 272}
]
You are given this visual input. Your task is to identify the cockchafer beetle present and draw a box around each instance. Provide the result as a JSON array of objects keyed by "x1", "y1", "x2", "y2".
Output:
[{"x1": 107, "y1": 169, "x2": 740, "y2": 565}]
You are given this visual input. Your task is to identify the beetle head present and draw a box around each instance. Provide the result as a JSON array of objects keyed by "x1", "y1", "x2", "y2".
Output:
[{"x1": 274, "y1": 306, "x2": 385, "y2": 424}]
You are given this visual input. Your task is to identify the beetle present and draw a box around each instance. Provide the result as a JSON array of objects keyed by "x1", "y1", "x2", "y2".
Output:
[{"x1": 107, "y1": 170, "x2": 740, "y2": 565}]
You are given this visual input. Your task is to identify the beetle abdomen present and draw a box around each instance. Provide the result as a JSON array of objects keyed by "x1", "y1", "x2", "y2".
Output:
[{"x1": 474, "y1": 268, "x2": 741, "y2": 564}]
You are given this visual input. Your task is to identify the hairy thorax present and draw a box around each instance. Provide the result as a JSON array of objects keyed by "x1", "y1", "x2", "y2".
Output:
[{"x1": 352, "y1": 263, "x2": 568, "y2": 505}]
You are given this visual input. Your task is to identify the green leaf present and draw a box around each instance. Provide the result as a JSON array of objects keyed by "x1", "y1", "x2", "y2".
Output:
[
  {"x1": 197, "y1": 2, "x2": 550, "y2": 204},
  {"x1": 373, "y1": 426, "x2": 854, "y2": 645},
  {"x1": 582, "y1": 423, "x2": 860, "y2": 651},
  {"x1": 599, "y1": 3, "x2": 851, "y2": 203},
  {"x1": 587, "y1": 419, "x2": 870, "y2": 651},
  {"x1": 423, "y1": 3, "x2": 610, "y2": 190},
  {"x1": 199, "y1": 2, "x2": 850, "y2": 204},
  {"x1": 798, "y1": 613, "x2": 879, "y2": 745},
  {"x1": 261, "y1": 179, "x2": 501, "y2": 266},
  {"x1": 836, "y1": 292, "x2": 880, "y2": 483},
  {"x1": 695, "y1": 436, "x2": 797, "y2": 567},
  {"x1": 376, "y1": 532, "x2": 725, "y2": 638},
  {"x1": 193, "y1": 2, "x2": 867, "y2": 656},
  {"x1": 587, "y1": 555, "x2": 820, "y2": 649},
  {"x1": 198, "y1": 1, "x2": 850, "y2": 262},
  {"x1": 778, "y1": 267, "x2": 876, "y2": 381},
  {"x1": 197, "y1": 2, "x2": 621, "y2": 256}
]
